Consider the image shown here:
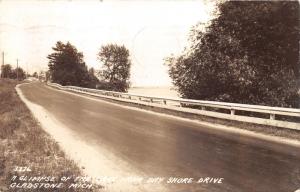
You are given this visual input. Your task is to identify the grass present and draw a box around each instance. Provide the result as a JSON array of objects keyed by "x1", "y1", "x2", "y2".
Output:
[{"x1": 0, "y1": 79, "x2": 102, "y2": 191}]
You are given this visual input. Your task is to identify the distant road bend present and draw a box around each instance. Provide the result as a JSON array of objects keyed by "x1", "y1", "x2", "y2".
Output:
[{"x1": 19, "y1": 82, "x2": 300, "y2": 192}]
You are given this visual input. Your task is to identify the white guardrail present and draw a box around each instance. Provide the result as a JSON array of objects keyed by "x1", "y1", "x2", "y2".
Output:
[{"x1": 47, "y1": 82, "x2": 300, "y2": 130}]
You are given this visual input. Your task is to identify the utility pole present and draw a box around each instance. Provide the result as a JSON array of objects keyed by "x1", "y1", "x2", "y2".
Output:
[
  {"x1": 16, "y1": 59, "x2": 19, "y2": 81},
  {"x1": 26, "y1": 62, "x2": 28, "y2": 79}
]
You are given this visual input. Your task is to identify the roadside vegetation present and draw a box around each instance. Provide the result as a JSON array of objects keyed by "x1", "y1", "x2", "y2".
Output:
[
  {"x1": 0, "y1": 79, "x2": 101, "y2": 191},
  {"x1": 97, "y1": 44, "x2": 132, "y2": 92},
  {"x1": 47, "y1": 41, "x2": 99, "y2": 88},
  {"x1": 1, "y1": 64, "x2": 26, "y2": 81},
  {"x1": 165, "y1": 1, "x2": 299, "y2": 108},
  {"x1": 47, "y1": 41, "x2": 132, "y2": 92}
]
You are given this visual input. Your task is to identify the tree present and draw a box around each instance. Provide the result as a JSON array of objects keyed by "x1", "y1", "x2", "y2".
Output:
[
  {"x1": 10, "y1": 67, "x2": 26, "y2": 80},
  {"x1": 0, "y1": 64, "x2": 25, "y2": 80},
  {"x1": 1, "y1": 64, "x2": 12, "y2": 78},
  {"x1": 47, "y1": 41, "x2": 99, "y2": 88},
  {"x1": 32, "y1": 72, "x2": 38, "y2": 78},
  {"x1": 97, "y1": 44, "x2": 132, "y2": 92},
  {"x1": 86, "y1": 67, "x2": 100, "y2": 88},
  {"x1": 166, "y1": 1, "x2": 299, "y2": 108}
]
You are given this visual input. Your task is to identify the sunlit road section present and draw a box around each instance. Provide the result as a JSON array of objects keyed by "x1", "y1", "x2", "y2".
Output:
[{"x1": 19, "y1": 82, "x2": 300, "y2": 192}]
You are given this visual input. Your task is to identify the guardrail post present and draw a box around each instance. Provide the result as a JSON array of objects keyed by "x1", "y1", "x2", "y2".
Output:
[
  {"x1": 163, "y1": 100, "x2": 167, "y2": 105},
  {"x1": 230, "y1": 109, "x2": 235, "y2": 115},
  {"x1": 150, "y1": 98, "x2": 153, "y2": 103},
  {"x1": 139, "y1": 97, "x2": 141, "y2": 101},
  {"x1": 270, "y1": 114, "x2": 275, "y2": 120},
  {"x1": 129, "y1": 96, "x2": 131, "y2": 100}
]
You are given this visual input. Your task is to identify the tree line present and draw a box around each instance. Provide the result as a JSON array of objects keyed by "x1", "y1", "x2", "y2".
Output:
[
  {"x1": 1, "y1": 64, "x2": 26, "y2": 80},
  {"x1": 165, "y1": 1, "x2": 299, "y2": 108},
  {"x1": 47, "y1": 42, "x2": 131, "y2": 92}
]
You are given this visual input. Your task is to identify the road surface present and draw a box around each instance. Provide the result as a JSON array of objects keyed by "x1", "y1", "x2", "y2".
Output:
[{"x1": 19, "y1": 82, "x2": 300, "y2": 192}]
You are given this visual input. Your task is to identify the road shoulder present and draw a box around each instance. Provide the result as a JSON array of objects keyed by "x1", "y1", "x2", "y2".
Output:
[{"x1": 0, "y1": 79, "x2": 100, "y2": 191}]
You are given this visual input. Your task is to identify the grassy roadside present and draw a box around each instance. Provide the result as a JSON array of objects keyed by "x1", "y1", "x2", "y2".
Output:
[{"x1": 0, "y1": 79, "x2": 101, "y2": 191}]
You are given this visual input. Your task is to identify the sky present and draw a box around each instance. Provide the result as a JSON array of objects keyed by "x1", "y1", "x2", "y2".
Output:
[{"x1": 0, "y1": 0, "x2": 216, "y2": 86}]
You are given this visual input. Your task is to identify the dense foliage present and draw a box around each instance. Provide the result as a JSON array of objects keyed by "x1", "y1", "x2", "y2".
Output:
[
  {"x1": 47, "y1": 41, "x2": 98, "y2": 88},
  {"x1": 166, "y1": 1, "x2": 299, "y2": 107},
  {"x1": 97, "y1": 44, "x2": 131, "y2": 92},
  {"x1": 1, "y1": 64, "x2": 26, "y2": 80}
]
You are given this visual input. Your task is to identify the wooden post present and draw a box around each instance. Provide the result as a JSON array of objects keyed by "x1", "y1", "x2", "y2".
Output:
[
  {"x1": 270, "y1": 114, "x2": 275, "y2": 120},
  {"x1": 230, "y1": 109, "x2": 235, "y2": 115}
]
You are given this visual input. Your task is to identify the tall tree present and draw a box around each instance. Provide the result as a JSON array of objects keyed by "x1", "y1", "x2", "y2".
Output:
[
  {"x1": 97, "y1": 44, "x2": 131, "y2": 92},
  {"x1": 47, "y1": 41, "x2": 98, "y2": 88},
  {"x1": 166, "y1": 1, "x2": 299, "y2": 107}
]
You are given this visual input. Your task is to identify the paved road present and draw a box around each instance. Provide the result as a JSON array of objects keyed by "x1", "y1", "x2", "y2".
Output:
[{"x1": 19, "y1": 82, "x2": 300, "y2": 192}]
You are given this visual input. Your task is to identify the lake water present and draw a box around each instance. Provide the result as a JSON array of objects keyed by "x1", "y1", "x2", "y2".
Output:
[{"x1": 128, "y1": 87, "x2": 180, "y2": 98}]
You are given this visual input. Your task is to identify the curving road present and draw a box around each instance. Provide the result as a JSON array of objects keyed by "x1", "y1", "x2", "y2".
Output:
[{"x1": 19, "y1": 82, "x2": 300, "y2": 192}]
